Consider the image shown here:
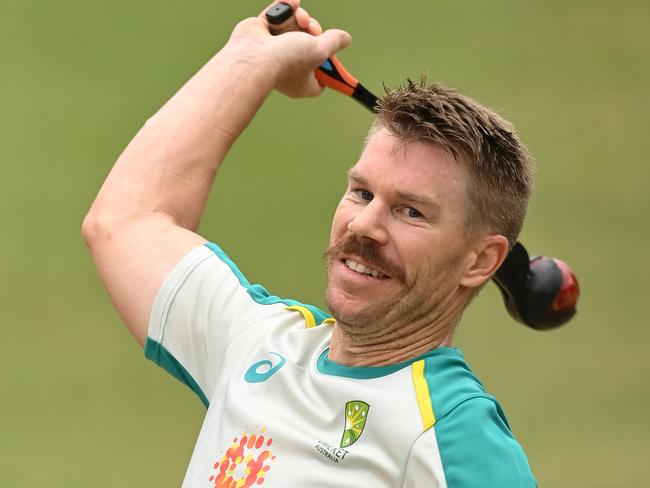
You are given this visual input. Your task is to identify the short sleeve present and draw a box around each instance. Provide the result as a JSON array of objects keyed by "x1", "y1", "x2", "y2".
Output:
[
  {"x1": 144, "y1": 243, "x2": 308, "y2": 407},
  {"x1": 403, "y1": 397, "x2": 536, "y2": 487}
]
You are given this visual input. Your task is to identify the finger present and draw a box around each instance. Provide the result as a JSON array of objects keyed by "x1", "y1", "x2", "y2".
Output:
[
  {"x1": 309, "y1": 83, "x2": 326, "y2": 97},
  {"x1": 303, "y1": 76, "x2": 326, "y2": 98},
  {"x1": 295, "y1": 7, "x2": 311, "y2": 30},
  {"x1": 314, "y1": 29, "x2": 352, "y2": 58},
  {"x1": 306, "y1": 18, "x2": 323, "y2": 36}
]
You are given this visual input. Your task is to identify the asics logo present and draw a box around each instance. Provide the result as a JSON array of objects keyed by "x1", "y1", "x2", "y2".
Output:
[{"x1": 244, "y1": 352, "x2": 286, "y2": 383}]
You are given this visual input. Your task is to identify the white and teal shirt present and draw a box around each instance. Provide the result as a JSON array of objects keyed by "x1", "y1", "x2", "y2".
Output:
[{"x1": 146, "y1": 243, "x2": 537, "y2": 487}]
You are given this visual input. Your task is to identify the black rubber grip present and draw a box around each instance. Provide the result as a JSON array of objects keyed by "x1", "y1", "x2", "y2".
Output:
[
  {"x1": 266, "y1": 2, "x2": 300, "y2": 35},
  {"x1": 266, "y1": 3, "x2": 293, "y2": 25}
]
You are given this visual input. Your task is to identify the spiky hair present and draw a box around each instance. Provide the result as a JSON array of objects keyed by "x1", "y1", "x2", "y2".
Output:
[{"x1": 374, "y1": 79, "x2": 534, "y2": 247}]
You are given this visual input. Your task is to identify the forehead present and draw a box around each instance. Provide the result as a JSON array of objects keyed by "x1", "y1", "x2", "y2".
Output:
[{"x1": 351, "y1": 128, "x2": 468, "y2": 204}]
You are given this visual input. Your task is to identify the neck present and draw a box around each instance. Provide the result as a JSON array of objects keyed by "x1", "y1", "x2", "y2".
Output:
[{"x1": 328, "y1": 289, "x2": 468, "y2": 367}]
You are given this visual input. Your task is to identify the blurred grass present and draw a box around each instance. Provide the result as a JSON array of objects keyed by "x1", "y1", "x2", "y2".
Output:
[{"x1": 1, "y1": 0, "x2": 648, "y2": 486}]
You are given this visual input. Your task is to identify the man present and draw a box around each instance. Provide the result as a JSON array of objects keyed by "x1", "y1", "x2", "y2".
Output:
[{"x1": 83, "y1": 1, "x2": 536, "y2": 486}]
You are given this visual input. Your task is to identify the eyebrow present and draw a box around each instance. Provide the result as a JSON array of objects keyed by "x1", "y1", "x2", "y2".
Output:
[
  {"x1": 347, "y1": 169, "x2": 368, "y2": 185},
  {"x1": 347, "y1": 169, "x2": 441, "y2": 214}
]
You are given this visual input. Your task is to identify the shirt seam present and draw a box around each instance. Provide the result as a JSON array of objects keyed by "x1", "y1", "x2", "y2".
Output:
[
  {"x1": 156, "y1": 251, "x2": 213, "y2": 344},
  {"x1": 398, "y1": 394, "x2": 499, "y2": 488},
  {"x1": 433, "y1": 394, "x2": 498, "y2": 425}
]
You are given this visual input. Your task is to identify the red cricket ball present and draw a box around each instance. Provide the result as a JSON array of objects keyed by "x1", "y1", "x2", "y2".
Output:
[{"x1": 549, "y1": 258, "x2": 580, "y2": 313}]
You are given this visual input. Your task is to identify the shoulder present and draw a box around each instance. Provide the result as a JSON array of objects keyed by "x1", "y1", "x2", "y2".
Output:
[
  {"x1": 201, "y1": 242, "x2": 331, "y2": 322},
  {"x1": 152, "y1": 242, "x2": 330, "y2": 323},
  {"x1": 407, "y1": 348, "x2": 536, "y2": 487},
  {"x1": 145, "y1": 242, "x2": 332, "y2": 405},
  {"x1": 430, "y1": 397, "x2": 536, "y2": 487},
  {"x1": 419, "y1": 348, "x2": 487, "y2": 419}
]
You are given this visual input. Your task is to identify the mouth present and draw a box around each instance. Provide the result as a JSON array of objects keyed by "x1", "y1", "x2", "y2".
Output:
[{"x1": 341, "y1": 257, "x2": 389, "y2": 280}]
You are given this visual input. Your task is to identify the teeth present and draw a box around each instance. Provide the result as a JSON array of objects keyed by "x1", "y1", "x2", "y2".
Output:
[{"x1": 345, "y1": 259, "x2": 385, "y2": 278}]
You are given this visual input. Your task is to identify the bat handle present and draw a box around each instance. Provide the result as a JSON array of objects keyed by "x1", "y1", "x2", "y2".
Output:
[
  {"x1": 266, "y1": 2, "x2": 301, "y2": 35},
  {"x1": 265, "y1": 2, "x2": 379, "y2": 112}
]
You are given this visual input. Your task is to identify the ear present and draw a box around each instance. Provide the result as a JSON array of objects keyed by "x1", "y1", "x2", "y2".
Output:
[{"x1": 459, "y1": 234, "x2": 510, "y2": 289}]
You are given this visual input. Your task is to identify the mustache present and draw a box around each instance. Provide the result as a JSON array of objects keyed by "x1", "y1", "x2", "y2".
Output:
[{"x1": 324, "y1": 234, "x2": 405, "y2": 281}]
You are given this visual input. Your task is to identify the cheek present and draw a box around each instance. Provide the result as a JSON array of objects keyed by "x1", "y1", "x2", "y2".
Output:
[
  {"x1": 330, "y1": 202, "x2": 352, "y2": 240},
  {"x1": 393, "y1": 238, "x2": 429, "y2": 280},
  {"x1": 397, "y1": 235, "x2": 456, "y2": 282}
]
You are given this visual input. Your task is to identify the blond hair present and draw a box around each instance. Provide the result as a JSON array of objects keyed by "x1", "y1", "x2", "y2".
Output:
[{"x1": 375, "y1": 80, "x2": 534, "y2": 247}]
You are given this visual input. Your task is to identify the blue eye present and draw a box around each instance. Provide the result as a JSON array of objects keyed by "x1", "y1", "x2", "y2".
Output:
[
  {"x1": 402, "y1": 207, "x2": 423, "y2": 219},
  {"x1": 354, "y1": 190, "x2": 373, "y2": 202}
]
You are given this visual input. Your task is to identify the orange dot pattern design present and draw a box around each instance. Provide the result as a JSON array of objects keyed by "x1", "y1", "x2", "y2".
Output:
[{"x1": 209, "y1": 431, "x2": 276, "y2": 488}]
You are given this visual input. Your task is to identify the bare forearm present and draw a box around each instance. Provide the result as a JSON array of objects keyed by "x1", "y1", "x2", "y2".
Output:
[
  {"x1": 89, "y1": 6, "x2": 351, "y2": 230},
  {"x1": 82, "y1": 3, "x2": 350, "y2": 344},
  {"x1": 82, "y1": 45, "x2": 278, "y2": 344}
]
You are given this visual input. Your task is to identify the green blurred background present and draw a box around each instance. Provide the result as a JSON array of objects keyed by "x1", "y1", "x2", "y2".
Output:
[{"x1": 2, "y1": 0, "x2": 648, "y2": 486}]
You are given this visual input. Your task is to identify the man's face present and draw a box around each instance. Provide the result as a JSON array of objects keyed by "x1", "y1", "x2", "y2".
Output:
[{"x1": 325, "y1": 128, "x2": 476, "y2": 331}]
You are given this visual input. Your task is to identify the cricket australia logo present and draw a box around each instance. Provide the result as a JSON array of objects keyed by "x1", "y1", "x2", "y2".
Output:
[
  {"x1": 340, "y1": 400, "x2": 370, "y2": 447},
  {"x1": 315, "y1": 400, "x2": 370, "y2": 464}
]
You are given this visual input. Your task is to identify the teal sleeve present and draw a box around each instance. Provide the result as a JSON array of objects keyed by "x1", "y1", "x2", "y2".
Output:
[{"x1": 434, "y1": 397, "x2": 537, "y2": 487}]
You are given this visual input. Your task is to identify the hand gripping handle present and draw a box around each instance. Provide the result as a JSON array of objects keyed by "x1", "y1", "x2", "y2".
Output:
[{"x1": 266, "y1": 2, "x2": 378, "y2": 111}]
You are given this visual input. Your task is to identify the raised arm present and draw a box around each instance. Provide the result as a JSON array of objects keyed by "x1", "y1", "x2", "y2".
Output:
[{"x1": 82, "y1": 1, "x2": 351, "y2": 345}]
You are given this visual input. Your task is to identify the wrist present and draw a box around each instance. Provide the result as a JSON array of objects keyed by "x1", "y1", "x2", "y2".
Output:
[
  {"x1": 158, "y1": 43, "x2": 277, "y2": 135},
  {"x1": 214, "y1": 40, "x2": 281, "y2": 91}
]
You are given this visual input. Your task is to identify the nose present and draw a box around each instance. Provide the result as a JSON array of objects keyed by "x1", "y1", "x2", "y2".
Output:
[{"x1": 347, "y1": 200, "x2": 389, "y2": 245}]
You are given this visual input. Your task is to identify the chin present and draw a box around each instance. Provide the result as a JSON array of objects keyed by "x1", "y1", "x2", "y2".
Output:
[
  {"x1": 325, "y1": 286, "x2": 384, "y2": 329},
  {"x1": 325, "y1": 286, "x2": 354, "y2": 321},
  {"x1": 325, "y1": 285, "x2": 348, "y2": 318}
]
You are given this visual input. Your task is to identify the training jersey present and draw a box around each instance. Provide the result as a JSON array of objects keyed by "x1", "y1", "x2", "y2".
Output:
[{"x1": 145, "y1": 243, "x2": 537, "y2": 488}]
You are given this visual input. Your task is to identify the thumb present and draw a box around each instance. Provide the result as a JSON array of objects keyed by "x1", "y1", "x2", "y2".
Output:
[{"x1": 313, "y1": 29, "x2": 352, "y2": 61}]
